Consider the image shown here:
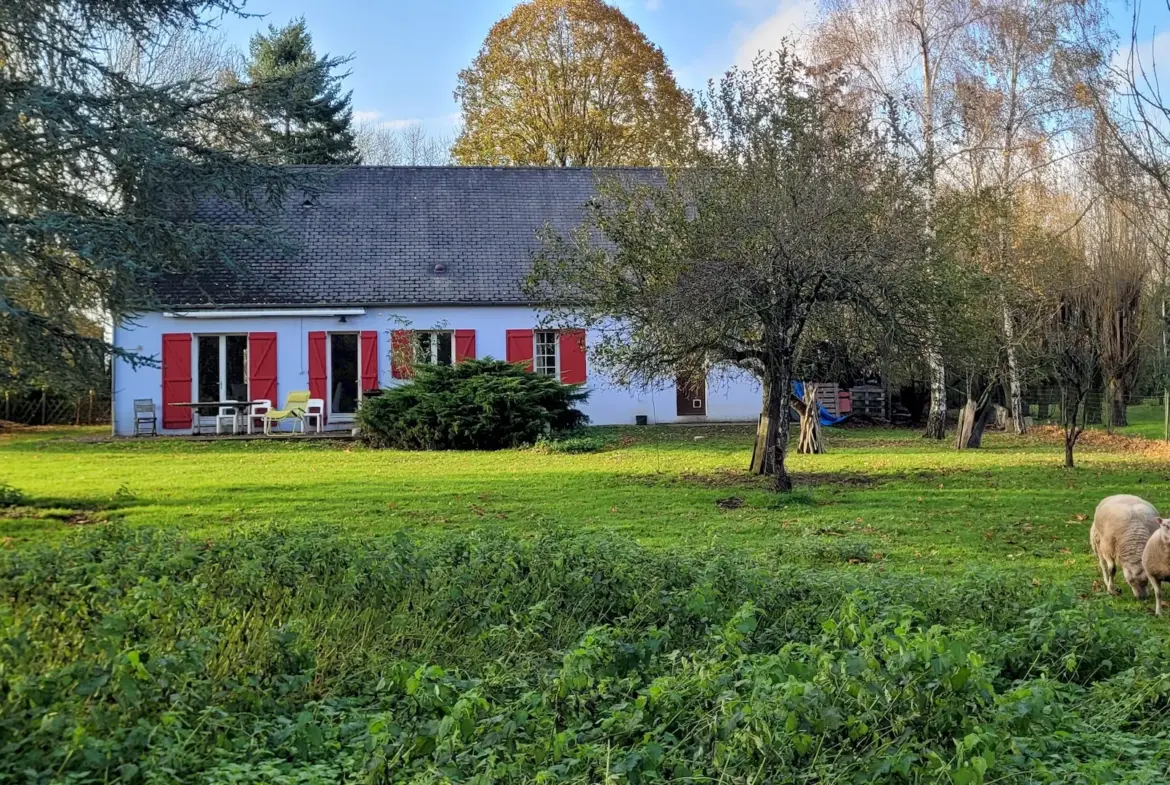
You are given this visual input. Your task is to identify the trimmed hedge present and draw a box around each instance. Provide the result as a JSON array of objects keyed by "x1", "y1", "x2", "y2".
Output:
[{"x1": 357, "y1": 359, "x2": 588, "y2": 450}]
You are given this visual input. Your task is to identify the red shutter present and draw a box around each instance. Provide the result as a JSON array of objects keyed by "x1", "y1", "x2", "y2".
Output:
[
  {"x1": 559, "y1": 329, "x2": 587, "y2": 384},
  {"x1": 248, "y1": 332, "x2": 278, "y2": 405},
  {"x1": 360, "y1": 331, "x2": 379, "y2": 391},
  {"x1": 391, "y1": 330, "x2": 414, "y2": 379},
  {"x1": 308, "y1": 331, "x2": 327, "y2": 405},
  {"x1": 161, "y1": 333, "x2": 192, "y2": 429},
  {"x1": 454, "y1": 330, "x2": 476, "y2": 363},
  {"x1": 506, "y1": 329, "x2": 534, "y2": 371}
]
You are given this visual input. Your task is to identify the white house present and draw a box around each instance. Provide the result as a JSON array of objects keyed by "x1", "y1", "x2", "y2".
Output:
[{"x1": 111, "y1": 167, "x2": 762, "y2": 435}]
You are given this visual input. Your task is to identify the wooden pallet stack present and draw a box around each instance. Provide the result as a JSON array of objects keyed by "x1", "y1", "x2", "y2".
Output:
[{"x1": 848, "y1": 384, "x2": 886, "y2": 419}]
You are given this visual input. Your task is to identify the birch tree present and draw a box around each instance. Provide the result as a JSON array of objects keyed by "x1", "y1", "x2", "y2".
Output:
[
  {"x1": 818, "y1": 0, "x2": 982, "y2": 440},
  {"x1": 952, "y1": 0, "x2": 1107, "y2": 433}
]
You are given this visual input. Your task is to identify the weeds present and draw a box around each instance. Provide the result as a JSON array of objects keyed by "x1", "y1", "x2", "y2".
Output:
[
  {"x1": 0, "y1": 483, "x2": 23, "y2": 508},
  {"x1": 1, "y1": 527, "x2": 1167, "y2": 783}
]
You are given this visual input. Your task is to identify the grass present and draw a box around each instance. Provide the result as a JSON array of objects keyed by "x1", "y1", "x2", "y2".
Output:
[
  {"x1": 4, "y1": 407, "x2": 1170, "y2": 587},
  {"x1": 5, "y1": 410, "x2": 1170, "y2": 782}
]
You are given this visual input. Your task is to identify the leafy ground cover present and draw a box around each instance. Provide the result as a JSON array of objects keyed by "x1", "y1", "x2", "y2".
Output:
[{"x1": 3, "y1": 410, "x2": 1170, "y2": 782}]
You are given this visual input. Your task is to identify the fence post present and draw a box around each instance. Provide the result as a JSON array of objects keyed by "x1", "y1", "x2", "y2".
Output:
[
  {"x1": 3, "y1": 391, "x2": 7, "y2": 422},
  {"x1": 41, "y1": 390, "x2": 47, "y2": 425}
]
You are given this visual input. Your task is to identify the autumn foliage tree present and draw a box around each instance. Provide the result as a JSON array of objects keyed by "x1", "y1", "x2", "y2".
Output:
[{"x1": 453, "y1": 0, "x2": 694, "y2": 166}]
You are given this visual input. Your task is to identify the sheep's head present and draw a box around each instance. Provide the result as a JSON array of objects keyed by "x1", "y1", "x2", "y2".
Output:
[
  {"x1": 1160, "y1": 517, "x2": 1170, "y2": 534},
  {"x1": 1124, "y1": 563, "x2": 1150, "y2": 599}
]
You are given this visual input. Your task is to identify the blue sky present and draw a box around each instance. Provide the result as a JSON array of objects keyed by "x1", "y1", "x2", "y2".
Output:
[{"x1": 214, "y1": 0, "x2": 1166, "y2": 137}]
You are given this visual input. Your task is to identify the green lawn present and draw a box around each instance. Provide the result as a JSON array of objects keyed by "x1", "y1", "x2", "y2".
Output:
[
  {"x1": 7, "y1": 412, "x2": 1170, "y2": 782},
  {"x1": 5, "y1": 409, "x2": 1170, "y2": 585}
]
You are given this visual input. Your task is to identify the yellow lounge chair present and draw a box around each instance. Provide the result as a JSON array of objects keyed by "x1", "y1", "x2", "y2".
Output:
[{"x1": 263, "y1": 391, "x2": 311, "y2": 435}]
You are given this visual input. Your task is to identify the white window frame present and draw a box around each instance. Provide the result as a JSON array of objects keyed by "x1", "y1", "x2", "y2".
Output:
[
  {"x1": 193, "y1": 334, "x2": 249, "y2": 403},
  {"x1": 415, "y1": 330, "x2": 455, "y2": 366},
  {"x1": 326, "y1": 331, "x2": 364, "y2": 421},
  {"x1": 533, "y1": 330, "x2": 559, "y2": 378}
]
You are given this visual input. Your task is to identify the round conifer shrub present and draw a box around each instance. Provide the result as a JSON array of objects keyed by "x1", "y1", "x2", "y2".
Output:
[{"x1": 357, "y1": 359, "x2": 589, "y2": 450}]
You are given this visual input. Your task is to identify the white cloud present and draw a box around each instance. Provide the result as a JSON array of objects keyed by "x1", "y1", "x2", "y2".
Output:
[
  {"x1": 1112, "y1": 29, "x2": 1170, "y2": 81},
  {"x1": 353, "y1": 111, "x2": 427, "y2": 131},
  {"x1": 733, "y1": 0, "x2": 818, "y2": 68},
  {"x1": 379, "y1": 118, "x2": 422, "y2": 131},
  {"x1": 353, "y1": 109, "x2": 383, "y2": 123},
  {"x1": 646, "y1": 0, "x2": 662, "y2": 10}
]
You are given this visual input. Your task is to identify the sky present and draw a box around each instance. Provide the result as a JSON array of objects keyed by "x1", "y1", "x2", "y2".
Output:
[{"x1": 212, "y1": 0, "x2": 1170, "y2": 138}]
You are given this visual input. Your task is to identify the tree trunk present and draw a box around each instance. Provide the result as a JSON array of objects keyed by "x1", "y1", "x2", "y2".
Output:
[
  {"x1": 750, "y1": 364, "x2": 793, "y2": 491},
  {"x1": 923, "y1": 347, "x2": 947, "y2": 439},
  {"x1": 955, "y1": 399, "x2": 975, "y2": 449},
  {"x1": 1110, "y1": 380, "x2": 1128, "y2": 427},
  {"x1": 1062, "y1": 389, "x2": 1084, "y2": 468},
  {"x1": 1002, "y1": 303, "x2": 1027, "y2": 434},
  {"x1": 955, "y1": 378, "x2": 994, "y2": 449}
]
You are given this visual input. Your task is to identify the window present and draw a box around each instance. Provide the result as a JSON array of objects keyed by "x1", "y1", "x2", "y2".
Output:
[
  {"x1": 415, "y1": 331, "x2": 454, "y2": 366},
  {"x1": 195, "y1": 335, "x2": 248, "y2": 402},
  {"x1": 330, "y1": 333, "x2": 359, "y2": 415},
  {"x1": 534, "y1": 331, "x2": 558, "y2": 377}
]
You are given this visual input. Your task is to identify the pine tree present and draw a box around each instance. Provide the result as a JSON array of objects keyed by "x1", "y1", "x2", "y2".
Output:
[
  {"x1": 1, "y1": 1, "x2": 327, "y2": 393},
  {"x1": 242, "y1": 19, "x2": 359, "y2": 165}
]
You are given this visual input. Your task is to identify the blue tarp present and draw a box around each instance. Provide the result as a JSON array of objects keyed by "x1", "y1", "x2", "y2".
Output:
[{"x1": 793, "y1": 382, "x2": 849, "y2": 427}]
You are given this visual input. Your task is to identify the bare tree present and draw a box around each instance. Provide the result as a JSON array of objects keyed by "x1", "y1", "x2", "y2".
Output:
[
  {"x1": 99, "y1": 23, "x2": 238, "y2": 87},
  {"x1": 818, "y1": 0, "x2": 985, "y2": 440},
  {"x1": 1045, "y1": 274, "x2": 1100, "y2": 467},
  {"x1": 951, "y1": 0, "x2": 1108, "y2": 434},
  {"x1": 1089, "y1": 208, "x2": 1150, "y2": 428},
  {"x1": 354, "y1": 121, "x2": 453, "y2": 165}
]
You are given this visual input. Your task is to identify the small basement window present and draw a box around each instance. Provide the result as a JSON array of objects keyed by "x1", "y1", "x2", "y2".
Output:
[
  {"x1": 534, "y1": 330, "x2": 558, "y2": 377},
  {"x1": 415, "y1": 331, "x2": 454, "y2": 366}
]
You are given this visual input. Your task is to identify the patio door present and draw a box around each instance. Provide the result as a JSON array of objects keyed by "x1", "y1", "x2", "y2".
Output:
[
  {"x1": 329, "y1": 333, "x2": 360, "y2": 416},
  {"x1": 196, "y1": 335, "x2": 248, "y2": 403}
]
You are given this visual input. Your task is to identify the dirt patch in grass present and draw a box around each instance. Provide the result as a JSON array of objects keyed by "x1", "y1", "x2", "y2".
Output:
[{"x1": 672, "y1": 470, "x2": 876, "y2": 491}]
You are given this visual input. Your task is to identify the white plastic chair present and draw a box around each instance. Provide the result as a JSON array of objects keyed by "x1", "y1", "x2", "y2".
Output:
[
  {"x1": 215, "y1": 406, "x2": 238, "y2": 435},
  {"x1": 246, "y1": 399, "x2": 272, "y2": 435},
  {"x1": 303, "y1": 398, "x2": 325, "y2": 434}
]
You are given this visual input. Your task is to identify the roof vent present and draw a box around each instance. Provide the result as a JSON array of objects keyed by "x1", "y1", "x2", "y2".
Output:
[
  {"x1": 302, "y1": 192, "x2": 317, "y2": 207},
  {"x1": 433, "y1": 263, "x2": 447, "y2": 274}
]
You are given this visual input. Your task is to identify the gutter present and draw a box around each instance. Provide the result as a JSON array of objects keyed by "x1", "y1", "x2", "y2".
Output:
[{"x1": 162, "y1": 308, "x2": 368, "y2": 319}]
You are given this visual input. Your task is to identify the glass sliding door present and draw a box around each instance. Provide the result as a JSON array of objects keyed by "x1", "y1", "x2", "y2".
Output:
[
  {"x1": 197, "y1": 336, "x2": 221, "y2": 402},
  {"x1": 330, "y1": 333, "x2": 359, "y2": 415},
  {"x1": 196, "y1": 335, "x2": 249, "y2": 402},
  {"x1": 225, "y1": 336, "x2": 248, "y2": 400}
]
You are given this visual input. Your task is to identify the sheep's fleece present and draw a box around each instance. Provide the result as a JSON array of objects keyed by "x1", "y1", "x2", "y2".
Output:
[{"x1": 1090, "y1": 494, "x2": 1160, "y2": 599}]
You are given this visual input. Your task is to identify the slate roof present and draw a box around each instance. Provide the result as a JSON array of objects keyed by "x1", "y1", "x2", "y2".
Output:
[{"x1": 155, "y1": 166, "x2": 658, "y2": 309}]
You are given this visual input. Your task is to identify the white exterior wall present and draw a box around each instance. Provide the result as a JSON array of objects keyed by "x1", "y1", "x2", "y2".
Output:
[{"x1": 111, "y1": 306, "x2": 762, "y2": 436}]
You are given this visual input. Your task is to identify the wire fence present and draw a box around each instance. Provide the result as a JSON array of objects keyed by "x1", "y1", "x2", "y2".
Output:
[
  {"x1": 2, "y1": 391, "x2": 111, "y2": 426},
  {"x1": 1016, "y1": 389, "x2": 1162, "y2": 429}
]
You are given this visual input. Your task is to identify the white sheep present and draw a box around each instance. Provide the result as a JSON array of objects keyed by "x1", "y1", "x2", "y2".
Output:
[
  {"x1": 1090, "y1": 494, "x2": 1160, "y2": 599},
  {"x1": 1142, "y1": 518, "x2": 1170, "y2": 615}
]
